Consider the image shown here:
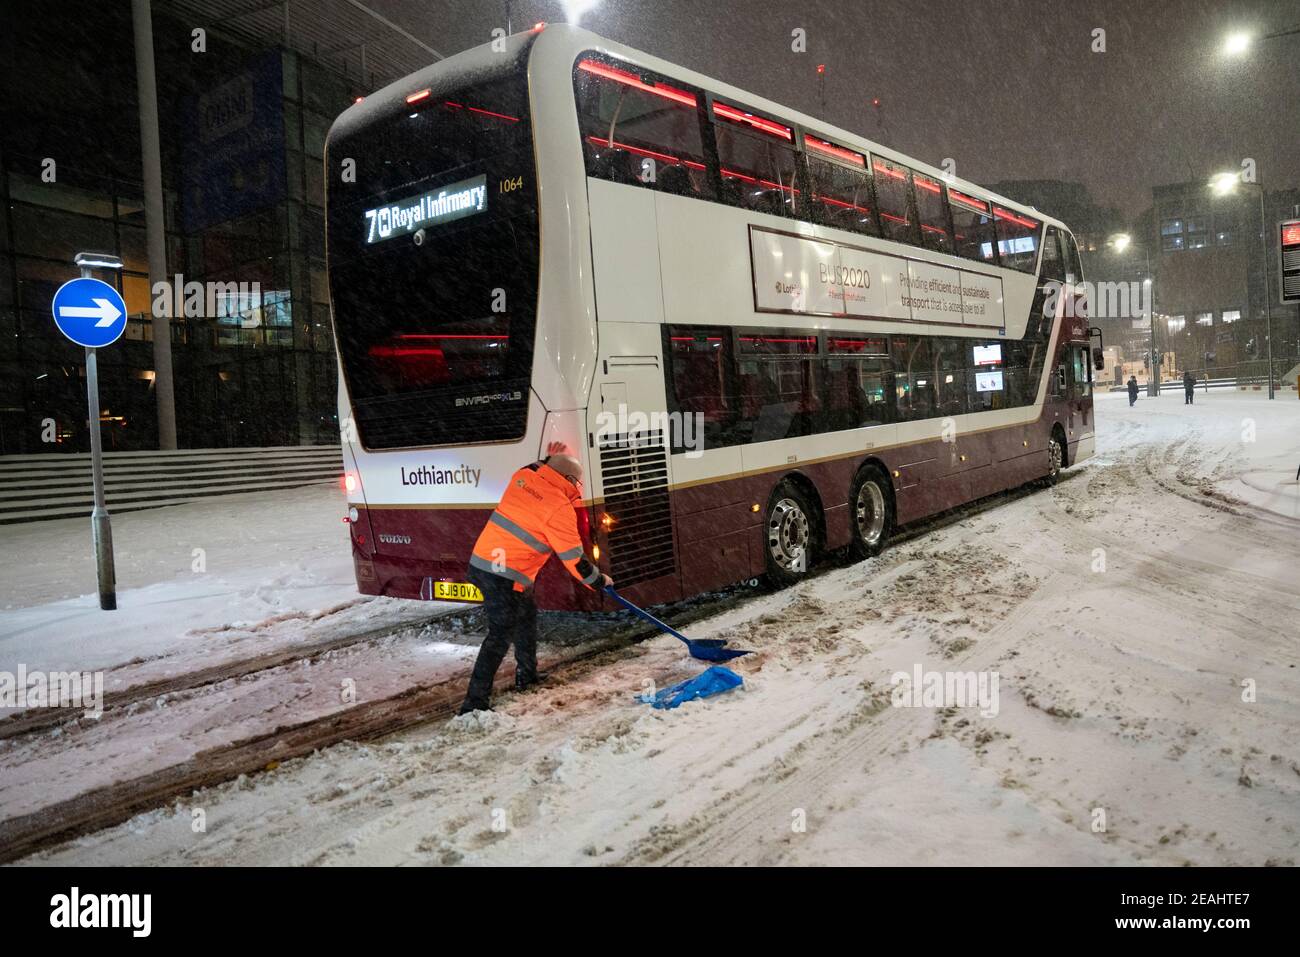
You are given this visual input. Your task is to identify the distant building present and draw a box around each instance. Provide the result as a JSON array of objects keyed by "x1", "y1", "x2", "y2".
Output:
[
  {"x1": 0, "y1": 0, "x2": 433, "y2": 454},
  {"x1": 1145, "y1": 181, "x2": 1300, "y2": 375}
]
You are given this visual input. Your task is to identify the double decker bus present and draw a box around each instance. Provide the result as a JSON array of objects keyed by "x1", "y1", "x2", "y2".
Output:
[{"x1": 325, "y1": 23, "x2": 1097, "y2": 612}]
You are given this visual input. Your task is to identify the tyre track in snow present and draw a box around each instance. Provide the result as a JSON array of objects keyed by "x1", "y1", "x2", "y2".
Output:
[
  {"x1": 621, "y1": 551, "x2": 1070, "y2": 865},
  {"x1": 0, "y1": 584, "x2": 768, "y2": 864},
  {"x1": 623, "y1": 416, "x2": 1300, "y2": 865},
  {"x1": 0, "y1": 610, "x2": 464, "y2": 743}
]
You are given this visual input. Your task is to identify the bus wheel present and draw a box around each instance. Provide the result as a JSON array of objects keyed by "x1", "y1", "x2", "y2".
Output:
[
  {"x1": 849, "y1": 466, "x2": 893, "y2": 560},
  {"x1": 764, "y1": 482, "x2": 815, "y2": 587},
  {"x1": 1045, "y1": 430, "x2": 1065, "y2": 485}
]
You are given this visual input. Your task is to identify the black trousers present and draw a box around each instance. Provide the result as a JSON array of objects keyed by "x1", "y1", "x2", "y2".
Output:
[
  {"x1": 1185, "y1": 390, "x2": 1194, "y2": 404},
  {"x1": 461, "y1": 566, "x2": 538, "y2": 711}
]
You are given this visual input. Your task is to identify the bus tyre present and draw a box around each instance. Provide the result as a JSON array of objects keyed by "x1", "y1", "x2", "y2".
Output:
[
  {"x1": 764, "y1": 482, "x2": 816, "y2": 588},
  {"x1": 848, "y1": 467, "x2": 893, "y2": 560},
  {"x1": 1045, "y1": 430, "x2": 1066, "y2": 486}
]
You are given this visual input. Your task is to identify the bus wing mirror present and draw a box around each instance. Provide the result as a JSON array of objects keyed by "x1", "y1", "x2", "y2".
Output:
[{"x1": 1092, "y1": 347, "x2": 1104, "y2": 371}]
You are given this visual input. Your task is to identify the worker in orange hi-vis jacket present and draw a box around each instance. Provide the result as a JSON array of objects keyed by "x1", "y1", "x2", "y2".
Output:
[{"x1": 459, "y1": 442, "x2": 612, "y2": 715}]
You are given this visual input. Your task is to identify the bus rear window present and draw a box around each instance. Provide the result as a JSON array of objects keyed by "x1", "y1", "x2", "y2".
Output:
[{"x1": 326, "y1": 57, "x2": 538, "y2": 450}]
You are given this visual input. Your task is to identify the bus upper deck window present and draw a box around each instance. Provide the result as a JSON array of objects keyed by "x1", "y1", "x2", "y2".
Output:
[
  {"x1": 805, "y1": 135, "x2": 877, "y2": 237},
  {"x1": 993, "y1": 206, "x2": 1041, "y2": 273},
  {"x1": 913, "y1": 173, "x2": 951, "y2": 254},
  {"x1": 712, "y1": 101, "x2": 800, "y2": 219},
  {"x1": 949, "y1": 189, "x2": 995, "y2": 263},
  {"x1": 574, "y1": 58, "x2": 711, "y2": 199},
  {"x1": 870, "y1": 158, "x2": 916, "y2": 246}
]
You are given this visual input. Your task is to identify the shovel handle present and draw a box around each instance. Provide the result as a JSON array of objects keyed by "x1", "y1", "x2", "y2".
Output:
[{"x1": 604, "y1": 586, "x2": 693, "y2": 647}]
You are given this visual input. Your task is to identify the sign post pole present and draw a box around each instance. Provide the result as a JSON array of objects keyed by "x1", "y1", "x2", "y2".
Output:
[
  {"x1": 83, "y1": 337, "x2": 116, "y2": 611},
  {"x1": 80, "y1": 261, "x2": 116, "y2": 611},
  {"x1": 57, "y1": 253, "x2": 127, "y2": 611}
]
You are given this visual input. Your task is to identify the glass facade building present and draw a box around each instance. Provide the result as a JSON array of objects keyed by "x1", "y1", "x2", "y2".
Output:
[{"x1": 0, "y1": 1, "x2": 362, "y2": 453}]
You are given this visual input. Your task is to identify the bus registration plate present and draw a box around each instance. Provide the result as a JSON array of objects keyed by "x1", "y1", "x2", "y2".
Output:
[{"x1": 434, "y1": 581, "x2": 483, "y2": 602}]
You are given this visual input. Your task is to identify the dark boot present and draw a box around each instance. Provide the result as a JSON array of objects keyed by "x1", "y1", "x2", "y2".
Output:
[{"x1": 515, "y1": 670, "x2": 550, "y2": 692}]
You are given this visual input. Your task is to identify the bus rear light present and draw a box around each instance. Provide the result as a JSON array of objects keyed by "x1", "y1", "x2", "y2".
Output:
[
  {"x1": 405, "y1": 88, "x2": 431, "y2": 105},
  {"x1": 531, "y1": 21, "x2": 546, "y2": 32},
  {"x1": 593, "y1": 544, "x2": 601, "y2": 560},
  {"x1": 600, "y1": 513, "x2": 615, "y2": 529},
  {"x1": 348, "y1": 507, "x2": 360, "y2": 523},
  {"x1": 750, "y1": 503, "x2": 760, "y2": 513},
  {"x1": 343, "y1": 473, "x2": 359, "y2": 493}
]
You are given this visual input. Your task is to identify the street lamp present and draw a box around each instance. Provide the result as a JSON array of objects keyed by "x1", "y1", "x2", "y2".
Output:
[
  {"x1": 1106, "y1": 232, "x2": 1159, "y2": 396},
  {"x1": 1223, "y1": 32, "x2": 1252, "y2": 55},
  {"x1": 1208, "y1": 170, "x2": 1275, "y2": 399},
  {"x1": 1221, "y1": 25, "x2": 1300, "y2": 56}
]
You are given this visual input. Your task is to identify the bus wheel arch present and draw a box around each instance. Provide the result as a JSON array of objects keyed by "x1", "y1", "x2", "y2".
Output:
[
  {"x1": 762, "y1": 474, "x2": 822, "y2": 587},
  {"x1": 848, "y1": 460, "x2": 895, "y2": 560},
  {"x1": 1046, "y1": 424, "x2": 1068, "y2": 484}
]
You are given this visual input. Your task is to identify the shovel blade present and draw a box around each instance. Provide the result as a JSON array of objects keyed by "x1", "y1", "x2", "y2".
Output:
[{"x1": 688, "y1": 642, "x2": 751, "y2": 662}]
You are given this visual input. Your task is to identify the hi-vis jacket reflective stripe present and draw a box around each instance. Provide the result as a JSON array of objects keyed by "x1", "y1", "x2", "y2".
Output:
[{"x1": 470, "y1": 461, "x2": 601, "y2": 592}]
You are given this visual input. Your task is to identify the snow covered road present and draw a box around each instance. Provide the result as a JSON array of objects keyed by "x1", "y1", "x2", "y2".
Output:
[{"x1": 11, "y1": 390, "x2": 1300, "y2": 866}]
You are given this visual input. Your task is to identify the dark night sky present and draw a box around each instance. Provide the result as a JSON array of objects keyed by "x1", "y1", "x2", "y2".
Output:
[{"x1": 373, "y1": 0, "x2": 1300, "y2": 218}]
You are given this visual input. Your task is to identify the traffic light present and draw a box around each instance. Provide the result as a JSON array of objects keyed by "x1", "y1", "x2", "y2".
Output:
[{"x1": 1143, "y1": 354, "x2": 1149, "y2": 370}]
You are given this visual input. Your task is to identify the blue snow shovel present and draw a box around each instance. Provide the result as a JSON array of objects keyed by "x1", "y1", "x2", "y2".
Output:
[
  {"x1": 604, "y1": 586, "x2": 751, "y2": 662},
  {"x1": 641, "y1": 666, "x2": 743, "y2": 710}
]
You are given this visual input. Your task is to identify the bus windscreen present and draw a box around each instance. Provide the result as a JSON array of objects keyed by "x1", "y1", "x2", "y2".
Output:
[{"x1": 326, "y1": 58, "x2": 537, "y2": 450}]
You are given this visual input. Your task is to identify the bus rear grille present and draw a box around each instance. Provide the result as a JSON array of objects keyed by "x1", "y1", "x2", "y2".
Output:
[{"x1": 598, "y1": 432, "x2": 675, "y2": 587}]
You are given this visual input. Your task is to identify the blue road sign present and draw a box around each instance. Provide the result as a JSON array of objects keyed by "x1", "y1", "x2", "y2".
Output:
[{"x1": 52, "y1": 278, "x2": 128, "y2": 348}]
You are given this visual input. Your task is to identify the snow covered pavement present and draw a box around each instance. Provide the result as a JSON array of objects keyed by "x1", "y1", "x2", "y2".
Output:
[{"x1": 7, "y1": 390, "x2": 1300, "y2": 865}]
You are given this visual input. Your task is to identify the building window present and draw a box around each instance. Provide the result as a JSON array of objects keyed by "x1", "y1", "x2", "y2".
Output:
[
  {"x1": 1221, "y1": 310, "x2": 1240, "y2": 324},
  {"x1": 1184, "y1": 216, "x2": 1208, "y2": 249},
  {"x1": 1214, "y1": 208, "x2": 1236, "y2": 246},
  {"x1": 1161, "y1": 218, "x2": 1184, "y2": 251},
  {"x1": 1195, "y1": 312, "x2": 1213, "y2": 326},
  {"x1": 1167, "y1": 315, "x2": 1186, "y2": 333}
]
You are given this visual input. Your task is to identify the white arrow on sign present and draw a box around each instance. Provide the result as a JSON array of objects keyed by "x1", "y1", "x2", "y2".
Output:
[{"x1": 59, "y1": 298, "x2": 123, "y2": 328}]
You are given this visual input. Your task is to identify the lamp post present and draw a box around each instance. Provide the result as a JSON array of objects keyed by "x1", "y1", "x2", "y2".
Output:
[
  {"x1": 1211, "y1": 171, "x2": 1275, "y2": 399},
  {"x1": 1107, "y1": 233, "x2": 1159, "y2": 396},
  {"x1": 1218, "y1": 26, "x2": 1299, "y2": 398}
]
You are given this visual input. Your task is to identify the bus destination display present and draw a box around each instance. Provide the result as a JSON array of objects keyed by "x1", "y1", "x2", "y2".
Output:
[{"x1": 363, "y1": 174, "x2": 488, "y2": 245}]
